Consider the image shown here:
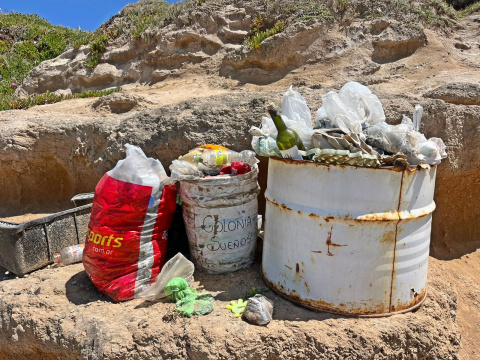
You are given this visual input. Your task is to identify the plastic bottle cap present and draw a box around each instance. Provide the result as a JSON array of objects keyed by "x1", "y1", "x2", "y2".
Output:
[{"x1": 53, "y1": 253, "x2": 61, "y2": 264}]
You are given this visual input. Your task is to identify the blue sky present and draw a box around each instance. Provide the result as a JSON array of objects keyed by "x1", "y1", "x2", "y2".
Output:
[{"x1": 0, "y1": 0, "x2": 182, "y2": 31}]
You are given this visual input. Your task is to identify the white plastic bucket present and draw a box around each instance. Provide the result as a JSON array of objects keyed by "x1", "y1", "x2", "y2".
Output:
[{"x1": 180, "y1": 165, "x2": 260, "y2": 274}]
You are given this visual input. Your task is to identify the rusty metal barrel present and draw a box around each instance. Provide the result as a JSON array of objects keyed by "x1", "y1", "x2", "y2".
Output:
[{"x1": 261, "y1": 157, "x2": 437, "y2": 316}]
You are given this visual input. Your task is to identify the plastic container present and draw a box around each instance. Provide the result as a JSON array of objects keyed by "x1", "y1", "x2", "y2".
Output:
[
  {"x1": 54, "y1": 243, "x2": 85, "y2": 265},
  {"x1": 262, "y1": 157, "x2": 437, "y2": 316},
  {"x1": 0, "y1": 204, "x2": 92, "y2": 276},
  {"x1": 180, "y1": 164, "x2": 260, "y2": 274}
]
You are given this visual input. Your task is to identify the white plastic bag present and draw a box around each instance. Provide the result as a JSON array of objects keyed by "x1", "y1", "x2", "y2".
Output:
[
  {"x1": 282, "y1": 85, "x2": 312, "y2": 128},
  {"x1": 338, "y1": 82, "x2": 385, "y2": 127},
  {"x1": 417, "y1": 137, "x2": 447, "y2": 165},
  {"x1": 366, "y1": 122, "x2": 410, "y2": 154},
  {"x1": 413, "y1": 104, "x2": 423, "y2": 131},
  {"x1": 136, "y1": 253, "x2": 195, "y2": 301},
  {"x1": 316, "y1": 82, "x2": 386, "y2": 134},
  {"x1": 108, "y1": 143, "x2": 172, "y2": 194},
  {"x1": 322, "y1": 91, "x2": 361, "y2": 134}
]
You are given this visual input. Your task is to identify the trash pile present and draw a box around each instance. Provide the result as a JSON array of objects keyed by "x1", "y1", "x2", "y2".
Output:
[
  {"x1": 6, "y1": 81, "x2": 446, "y2": 323},
  {"x1": 251, "y1": 82, "x2": 447, "y2": 167},
  {"x1": 170, "y1": 144, "x2": 258, "y2": 180}
]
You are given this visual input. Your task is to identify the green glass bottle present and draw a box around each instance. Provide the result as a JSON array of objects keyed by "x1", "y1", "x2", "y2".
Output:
[{"x1": 267, "y1": 103, "x2": 306, "y2": 160}]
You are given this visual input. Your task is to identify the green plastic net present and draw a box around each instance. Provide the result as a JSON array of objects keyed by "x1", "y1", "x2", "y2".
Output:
[
  {"x1": 164, "y1": 277, "x2": 196, "y2": 302},
  {"x1": 165, "y1": 277, "x2": 214, "y2": 317}
]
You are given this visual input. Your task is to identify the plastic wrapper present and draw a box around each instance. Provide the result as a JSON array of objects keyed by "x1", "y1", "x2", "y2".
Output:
[
  {"x1": 219, "y1": 162, "x2": 251, "y2": 176},
  {"x1": 417, "y1": 138, "x2": 447, "y2": 165},
  {"x1": 170, "y1": 160, "x2": 203, "y2": 181},
  {"x1": 244, "y1": 295, "x2": 274, "y2": 326},
  {"x1": 137, "y1": 252, "x2": 195, "y2": 301},
  {"x1": 366, "y1": 112, "x2": 447, "y2": 165},
  {"x1": 251, "y1": 135, "x2": 282, "y2": 157},
  {"x1": 366, "y1": 122, "x2": 410, "y2": 154}
]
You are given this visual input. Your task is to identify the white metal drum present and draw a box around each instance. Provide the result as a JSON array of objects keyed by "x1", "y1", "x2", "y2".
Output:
[{"x1": 261, "y1": 158, "x2": 436, "y2": 316}]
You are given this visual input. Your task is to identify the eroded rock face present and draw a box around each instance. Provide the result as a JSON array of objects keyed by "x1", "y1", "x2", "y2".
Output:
[
  {"x1": 372, "y1": 22, "x2": 427, "y2": 63},
  {"x1": 18, "y1": 6, "x2": 249, "y2": 95},
  {"x1": 424, "y1": 82, "x2": 480, "y2": 106},
  {"x1": 16, "y1": 1, "x2": 437, "y2": 92},
  {"x1": 0, "y1": 92, "x2": 275, "y2": 217}
]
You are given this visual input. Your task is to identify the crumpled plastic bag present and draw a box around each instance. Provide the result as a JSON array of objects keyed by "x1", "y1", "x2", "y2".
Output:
[
  {"x1": 136, "y1": 253, "x2": 195, "y2": 301},
  {"x1": 282, "y1": 85, "x2": 312, "y2": 129},
  {"x1": 250, "y1": 124, "x2": 282, "y2": 157},
  {"x1": 163, "y1": 276, "x2": 214, "y2": 318},
  {"x1": 367, "y1": 111, "x2": 447, "y2": 165},
  {"x1": 315, "y1": 82, "x2": 385, "y2": 134},
  {"x1": 169, "y1": 160, "x2": 203, "y2": 181},
  {"x1": 108, "y1": 143, "x2": 174, "y2": 192},
  {"x1": 366, "y1": 122, "x2": 410, "y2": 154}
]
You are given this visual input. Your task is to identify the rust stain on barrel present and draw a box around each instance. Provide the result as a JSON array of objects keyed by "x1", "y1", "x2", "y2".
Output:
[
  {"x1": 381, "y1": 230, "x2": 396, "y2": 243},
  {"x1": 326, "y1": 226, "x2": 347, "y2": 256}
]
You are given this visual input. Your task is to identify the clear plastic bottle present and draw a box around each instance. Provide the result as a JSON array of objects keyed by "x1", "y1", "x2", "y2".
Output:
[
  {"x1": 193, "y1": 150, "x2": 257, "y2": 167},
  {"x1": 53, "y1": 244, "x2": 85, "y2": 265}
]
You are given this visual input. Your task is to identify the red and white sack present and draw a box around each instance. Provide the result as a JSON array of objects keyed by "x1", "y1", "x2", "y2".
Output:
[{"x1": 83, "y1": 144, "x2": 176, "y2": 302}]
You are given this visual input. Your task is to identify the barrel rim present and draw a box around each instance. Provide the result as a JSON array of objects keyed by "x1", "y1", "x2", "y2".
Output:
[{"x1": 270, "y1": 157, "x2": 436, "y2": 173}]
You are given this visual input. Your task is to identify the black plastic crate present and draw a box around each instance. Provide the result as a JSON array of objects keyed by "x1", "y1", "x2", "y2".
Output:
[{"x1": 0, "y1": 204, "x2": 92, "y2": 276}]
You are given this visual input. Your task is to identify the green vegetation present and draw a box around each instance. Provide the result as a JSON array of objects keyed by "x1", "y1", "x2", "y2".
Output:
[
  {"x1": 0, "y1": 11, "x2": 92, "y2": 110},
  {"x1": 406, "y1": 23, "x2": 425, "y2": 31},
  {"x1": 458, "y1": 1, "x2": 480, "y2": 17},
  {"x1": 85, "y1": 32, "x2": 111, "y2": 68},
  {"x1": 246, "y1": 15, "x2": 286, "y2": 49},
  {"x1": 0, "y1": 87, "x2": 121, "y2": 111},
  {"x1": 387, "y1": 0, "x2": 457, "y2": 26}
]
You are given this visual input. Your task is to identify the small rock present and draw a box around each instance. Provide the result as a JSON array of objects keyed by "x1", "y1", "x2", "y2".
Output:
[
  {"x1": 454, "y1": 42, "x2": 471, "y2": 50},
  {"x1": 53, "y1": 88, "x2": 73, "y2": 97},
  {"x1": 244, "y1": 295, "x2": 273, "y2": 326}
]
